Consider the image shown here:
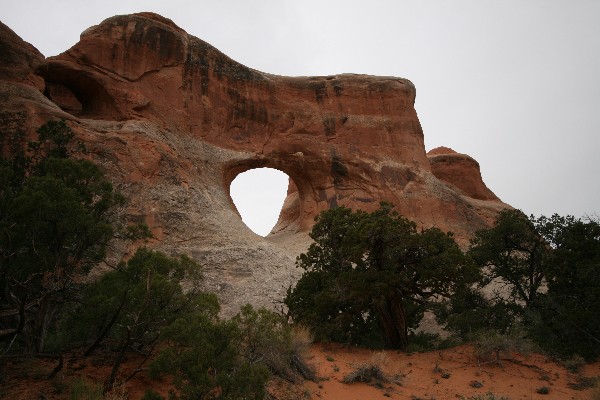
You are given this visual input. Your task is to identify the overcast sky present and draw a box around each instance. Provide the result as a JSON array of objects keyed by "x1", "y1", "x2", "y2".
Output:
[{"x1": 3, "y1": 1, "x2": 599, "y2": 235}]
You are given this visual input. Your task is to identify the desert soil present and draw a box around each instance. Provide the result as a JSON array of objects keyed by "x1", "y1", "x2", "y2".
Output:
[{"x1": 2, "y1": 344, "x2": 599, "y2": 399}]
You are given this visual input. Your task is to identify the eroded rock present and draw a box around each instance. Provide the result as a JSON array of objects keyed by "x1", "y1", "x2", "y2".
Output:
[{"x1": 0, "y1": 14, "x2": 509, "y2": 314}]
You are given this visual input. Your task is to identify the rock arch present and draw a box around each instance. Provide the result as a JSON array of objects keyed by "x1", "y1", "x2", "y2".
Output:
[
  {"x1": 225, "y1": 159, "x2": 303, "y2": 234},
  {"x1": 0, "y1": 13, "x2": 510, "y2": 314}
]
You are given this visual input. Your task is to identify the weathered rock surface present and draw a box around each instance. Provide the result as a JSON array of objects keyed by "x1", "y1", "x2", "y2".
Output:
[
  {"x1": 0, "y1": 13, "x2": 509, "y2": 315},
  {"x1": 427, "y1": 146, "x2": 499, "y2": 201}
]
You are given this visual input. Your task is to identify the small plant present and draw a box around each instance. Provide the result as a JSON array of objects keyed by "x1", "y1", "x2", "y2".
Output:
[
  {"x1": 457, "y1": 393, "x2": 510, "y2": 400},
  {"x1": 472, "y1": 329, "x2": 531, "y2": 366},
  {"x1": 441, "y1": 372, "x2": 451, "y2": 379},
  {"x1": 470, "y1": 380, "x2": 484, "y2": 388},
  {"x1": 290, "y1": 324, "x2": 317, "y2": 381},
  {"x1": 562, "y1": 354, "x2": 586, "y2": 373},
  {"x1": 539, "y1": 373, "x2": 551, "y2": 381},
  {"x1": 343, "y1": 364, "x2": 389, "y2": 384},
  {"x1": 568, "y1": 375, "x2": 599, "y2": 390},
  {"x1": 342, "y1": 351, "x2": 402, "y2": 387},
  {"x1": 536, "y1": 386, "x2": 550, "y2": 394},
  {"x1": 326, "y1": 355, "x2": 335, "y2": 362}
]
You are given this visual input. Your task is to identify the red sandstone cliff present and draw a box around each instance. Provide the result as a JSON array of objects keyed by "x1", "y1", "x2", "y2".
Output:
[{"x1": 0, "y1": 13, "x2": 509, "y2": 313}]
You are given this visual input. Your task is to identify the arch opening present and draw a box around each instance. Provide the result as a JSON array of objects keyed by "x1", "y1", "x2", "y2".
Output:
[{"x1": 229, "y1": 167, "x2": 291, "y2": 237}]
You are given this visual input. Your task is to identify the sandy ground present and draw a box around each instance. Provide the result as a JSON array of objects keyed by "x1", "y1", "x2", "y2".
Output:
[
  {"x1": 302, "y1": 343, "x2": 600, "y2": 400},
  {"x1": 2, "y1": 344, "x2": 600, "y2": 399}
]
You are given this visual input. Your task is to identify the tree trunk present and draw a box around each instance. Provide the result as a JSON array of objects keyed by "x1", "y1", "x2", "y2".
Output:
[
  {"x1": 373, "y1": 291, "x2": 408, "y2": 350},
  {"x1": 105, "y1": 329, "x2": 130, "y2": 393},
  {"x1": 84, "y1": 289, "x2": 128, "y2": 357}
]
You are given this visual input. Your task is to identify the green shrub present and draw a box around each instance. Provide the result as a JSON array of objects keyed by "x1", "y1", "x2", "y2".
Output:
[
  {"x1": 150, "y1": 313, "x2": 269, "y2": 400},
  {"x1": 343, "y1": 364, "x2": 390, "y2": 384},
  {"x1": 234, "y1": 304, "x2": 316, "y2": 382},
  {"x1": 343, "y1": 353, "x2": 401, "y2": 386},
  {"x1": 472, "y1": 329, "x2": 532, "y2": 365},
  {"x1": 567, "y1": 375, "x2": 599, "y2": 391},
  {"x1": 286, "y1": 204, "x2": 475, "y2": 351},
  {"x1": 536, "y1": 386, "x2": 550, "y2": 394},
  {"x1": 561, "y1": 354, "x2": 586, "y2": 373}
]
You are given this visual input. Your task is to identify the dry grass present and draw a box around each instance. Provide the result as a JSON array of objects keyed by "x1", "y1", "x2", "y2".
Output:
[
  {"x1": 290, "y1": 325, "x2": 317, "y2": 381},
  {"x1": 342, "y1": 352, "x2": 402, "y2": 386},
  {"x1": 473, "y1": 330, "x2": 532, "y2": 366}
]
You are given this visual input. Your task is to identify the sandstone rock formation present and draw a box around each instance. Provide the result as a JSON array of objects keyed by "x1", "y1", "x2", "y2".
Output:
[
  {"x1": 427, "y1": 146, "x2": 499, "y2": 202},
  {"x1": 0, "y1": 13, "x2": 509, "y2": 314}
]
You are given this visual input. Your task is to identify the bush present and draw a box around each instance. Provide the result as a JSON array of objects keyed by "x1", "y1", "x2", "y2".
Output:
[
  {"x1": 468, "y1": 211, "x2": 600, "y2": 361},
  {"x1": 536, "y1": 386, "x2": 550, "y2": 394},
  {"x1": 286, "y1": 204, "x2": 475, "y2": 351},
  {"x1": 63, "y1": 248, "x2": 218, "y2": 389},
  {"x1": 457, "y1": 394, "x2": 510, "y2": 400},
  {"x1": 472, "y1": 329, "x2": 532, "y2": 365},
  {"x1": 150, "y1": 313, "x2": 269, "y2": 400},
  {"x1": 290, "y1": 325, "x2": 317, "y2": 381},
  {"x1": 561, "y1": 354, "x2": 586, "y2": 373},
  {"x1": 343, "y1": 353, "x2": 401, "y2": 386},
  {"x1": 343, "y1": 364, "x2": 389, "y2": 384},
  {"x1": 0, "y1": 120, "x2": 125, "y2": 354},
  {"x1": 405, "y1": 331, "x2": 457, "y2": 353},
  {"x1": 234, "y1": 305, "x2": 316, "y2": 382}
]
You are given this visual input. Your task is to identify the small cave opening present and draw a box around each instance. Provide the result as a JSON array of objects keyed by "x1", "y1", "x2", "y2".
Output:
[
  {"x1": 40, "y1": 64, "x2": 122, "y2": 120},
  {"x1": 229, "y1": 168, "x2": 291, "y2": 237}
]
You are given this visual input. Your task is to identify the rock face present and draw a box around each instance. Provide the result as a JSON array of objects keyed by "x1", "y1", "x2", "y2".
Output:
[
  {"x1": 427, "y1": 147, "x2": 499, "y2": 201},
  {"x1": 0, "y1": 13, "x2": 509, "y2": 314}
]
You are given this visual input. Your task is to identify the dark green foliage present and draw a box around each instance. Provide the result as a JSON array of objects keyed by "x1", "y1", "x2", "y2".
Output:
[
  {"x1": 0, "y1": 120, "x2": 123, "y2": 353},
  {"x1": 150, "y1": 304, "x2": 314, "y2": 399},
  {"x1": 460, "y1": 210, "x2": 600, "y2": 360},
  {"x1": 234, "y1": 304, "x2": 316, "y2": 382},
  {"x1": 530, "y1": 215, "x2": 600, "y2": 360},
  {"x1": 285, "y1": 203, "x2": 474, "y2": 350},
  {"x1": 63, "y1": 248, "x2": 217, "y2": 388},
  {"x1": 68, "y1": 248, "x2": 214, "y2": 348},
  {"x1": 434, "y1": 286, "x2": 522, "y2": 340},
  {"x1": 468, "y1": 209, "x2": 548, "y2": 309},
  {"x1": 471, "y1": 328, "x2": 532, "y2": 365},
  {"x1": 150, "y1": 312, "x2": 269, "y2": 400}
]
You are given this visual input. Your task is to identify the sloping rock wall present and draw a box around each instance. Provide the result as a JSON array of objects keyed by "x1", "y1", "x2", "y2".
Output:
[{"x1": 0, "y1": 13, "x2": 509, "y2": 314}]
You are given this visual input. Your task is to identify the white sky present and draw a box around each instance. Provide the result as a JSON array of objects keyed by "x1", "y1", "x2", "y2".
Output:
[
  {"x1": 3, "y1": 1, "x2": 600, "y2": 235},
  {"x1": 230, "y1": 169, "x2": 289, "y2": 236}
]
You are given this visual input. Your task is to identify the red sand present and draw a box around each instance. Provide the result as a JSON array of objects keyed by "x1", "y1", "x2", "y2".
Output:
[
  {"x1": 303, "y1": 343, "x2": 600, "y2": 400},
  {"x1": 2, "y1": 344, "x2": 599, "y2": 399}
]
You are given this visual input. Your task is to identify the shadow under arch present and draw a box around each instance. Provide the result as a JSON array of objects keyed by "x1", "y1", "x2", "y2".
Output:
[{"x1": 39, "y1": 61, "x2": 124, "y2": 120}]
